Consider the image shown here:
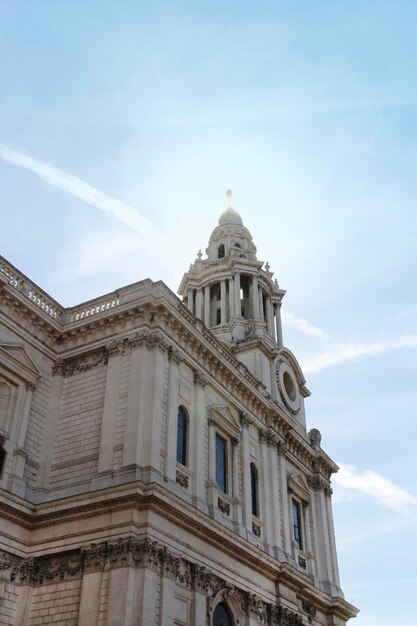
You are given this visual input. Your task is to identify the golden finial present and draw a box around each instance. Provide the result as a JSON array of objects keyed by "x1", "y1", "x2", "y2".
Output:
[{"x1": 226, "y1": 189, "x2": 233, "y2": 208}]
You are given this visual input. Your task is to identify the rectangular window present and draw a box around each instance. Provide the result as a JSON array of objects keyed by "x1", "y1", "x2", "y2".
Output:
[
  {"x1": 292, "y1": 499, "x2": 303, "y2": 550},
  {"x1": 215, "y1": 434, "x2": 227, "y2": 494}
]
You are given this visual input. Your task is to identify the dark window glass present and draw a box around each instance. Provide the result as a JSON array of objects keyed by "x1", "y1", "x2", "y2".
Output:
[
  {"x1": 292, "y1": 499, "x2": 303, "y2": 550},
  {"x1": 218, "y1": 244, "x2": 225, "y2": 259},
  {"x1": 176, "y1": 407, "x2": 187, "y2": 466},
  {"x1": 213, "y1": 602, "x2": 233, "y2": 626},
  {"x1": 216, "y1": 309, "x2": 221, "y2": 325},
  {"x1": 0, "y1": 445, "x2": 5, "y2": 476},
  {"x1": 215, "y1": 434, "x2": 227, "y2": 493},
  {"x1": 250, "y1": 463, "x2": 259, "y2": 517}
]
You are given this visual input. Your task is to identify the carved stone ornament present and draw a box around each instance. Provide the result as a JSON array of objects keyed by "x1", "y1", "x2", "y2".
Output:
[
  {"x1": 53, "y1": 349, "x2": 108, "y2": 377},
  {"x1": 270, "y1": 605, "x2": 303, "y2": 626},
  {"x1": 308, "y1": 473, "x2": 332, "y2": 495},
  {"x1": 194, "y1": 370, "x2": 209, "y2": 387},
  {"x1": 248, "y1": 592, "x2": 268, "y2": 623},
  {"x1": 298, "y1": 556, "x2": 307, "y2": 570},
  {"x1": 217, "y1": 496, "x2": 231, "y2": 516},
  {"x1": 176, "y1": 468, "x2": 189, "y2": 489},
  {"x1": 308, "y1": 428, "x2": 322, "y2": 449},
  {"x1": 252, "y1": 521, "x2": 261, "y2": 537},
  {"x1": 0, "y1": 538, "x2": 304, "y2": 624},
  {"x1": 239, "y1": 412, "x2": 253, "y2": 428},
  {"x1": 302, "y1": 601, "x2": 317, "y2": 623},
  {"x1": 244, "y1": 318, "x2": 257, "y2": 341}
]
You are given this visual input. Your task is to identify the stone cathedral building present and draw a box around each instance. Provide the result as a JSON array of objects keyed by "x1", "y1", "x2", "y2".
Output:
[{"x1": 0, "y1": 201, "x2": 357, "y2": 626}]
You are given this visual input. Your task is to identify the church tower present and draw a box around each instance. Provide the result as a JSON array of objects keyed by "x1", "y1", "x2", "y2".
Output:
[{"x1": 179, "y1": 191, "x2": 310, "y2": 436}]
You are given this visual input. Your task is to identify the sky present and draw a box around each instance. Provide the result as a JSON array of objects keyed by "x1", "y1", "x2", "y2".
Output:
[{"x1": 1, "y1": 1, "x2": 417, "y2": 624}]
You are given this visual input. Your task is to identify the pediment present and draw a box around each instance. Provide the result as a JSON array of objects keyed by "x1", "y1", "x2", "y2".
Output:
[
  {"x1": 288, "y1": 471, "x2": 311, "y2": 503},
  {"x1": 0, "y1": 343, "x2": 41, "y2": 384},
  {"x1": 209, "y1": 405, "x2": 240, "y2": 435}
]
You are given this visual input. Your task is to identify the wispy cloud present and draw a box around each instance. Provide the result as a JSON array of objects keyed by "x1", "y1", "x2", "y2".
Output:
[
  {"x1": 333, "y1": 463, "x2": 417, "y2": 513},
  {"x1": 281, "y1": 309, "x2": 329, "y2": 338},
  {"x1": 302, "y1": 335, "x2": 417, "y2": 374},
  {"x1": 0, "y1": 144, "x2": 160, "y2": 240}
]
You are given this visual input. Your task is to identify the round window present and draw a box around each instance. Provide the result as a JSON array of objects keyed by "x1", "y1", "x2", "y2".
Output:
[{"x1": 283, "y1": 370, "x2": 296, "y2": 401}]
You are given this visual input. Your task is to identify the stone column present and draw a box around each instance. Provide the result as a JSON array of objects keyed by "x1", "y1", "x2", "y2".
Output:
[
  {"x1": 13, "y1": 584, "x2": 33, "y2": 625},
  {"x1": 122, "y1": 341, "x2": 146, "y2": 476},
  {"x1": 229, "y1": 276, "x2": 235, "y2": 319},
  {"x1": 187, "y1": 288, "x2": 194, "y2": 313},
  {"x1": 79, "y1": 571, "x2": 103, "y2": 626},
  {"x1": 232, "y1": 436, "x2": 243, "y2": 529},
  {"x1": 240, "y1": 413, "x2": 253, "y2": 533},
  {"x1": 105, "y1": 567, "x2": 144, "y2": 626},
  {"x1": 192, "y1": 371, "x2": 208, "y2": 511},
  {"x1": 139, "y1": 342, "x2": 166, "y2": 482},
  {"x1": 274, "y1": 301, "x2": 283, "y2": 348},
  {"x1": 278, "y1": 444, "x2": 292, "y2": 555},
  {"x1": 234, "y1": 271, "x2": 241, "y2": 317},
  {"x1": 265, "y1": 296, "x2": 274, "y2": 336},
  {"x1": 252, "y1": 275, "x2": 260, "y2": 320},
  {"x1": 195, "y1": 288, "x2": 203, "y2": 321},
  {"x1": 308, "y1": 475, "x2": 334, "y2": 585},
  {"x1": 259, "y1": 431, "x2": 274, "y2": 553},
  {"x1": 160, "y1": 573, "x2": 177, "y2": 626},
  {"x1": 93, "y1": 341, "x2": 123, "y2": 486},
  {"x1": 325, "y1": 486, "x2": 341, "y2": 587},
  {"x1": 220, "y1": 279, "x2": 227, "y2": 324},
  {"x1": 204, "y1": 285, "x2": 211, "y2": 326},
  {"x1": 36, "y1": 362, "x2": 64, "y2": 498},
  {"x1": 9, "y1": 382, "x2": 34, "y2": 497},
  {"x1": 259, "y1": 286, "x2": 264, "y2": 322},
  {"x1": 165, "y1": 348, "x2": 181, "y2": 484}
]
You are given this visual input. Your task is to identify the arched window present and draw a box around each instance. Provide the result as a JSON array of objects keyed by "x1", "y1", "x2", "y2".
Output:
[
  {"x1": 176, "y1": 406, "x2": 187, "y2": 466},
  {"x1": 234, "y1": 242, "x2": 241, "y2": 249},
  {"x1": 218, "y1": 244, "x2": 225, "y2": 259},
  {"x1": 213, "y1": 602, "x2": 234, "y2": 626},
  {"x1": 250, "y1": 463, "x2": 259, "y2": 517}
]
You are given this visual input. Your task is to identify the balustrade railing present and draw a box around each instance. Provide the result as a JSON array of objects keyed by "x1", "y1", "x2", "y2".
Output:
[
  {"x1": 0, "y1": 257, "x2": 63, "y2": 320},
  {"x1": 68, "y1": 294, "x2": 120, "y2": 322}
]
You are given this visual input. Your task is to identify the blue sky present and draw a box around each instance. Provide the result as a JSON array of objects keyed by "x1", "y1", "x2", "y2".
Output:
[{"x1": 1, "y1": 2, "x2": 417, "y2": 623}]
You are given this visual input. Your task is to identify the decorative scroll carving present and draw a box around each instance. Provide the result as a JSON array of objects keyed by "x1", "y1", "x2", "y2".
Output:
[
  {"x1": 244, "y1": 319, "x2": 257, "y2": 341},
  {"x1": 239, "y1": 412, "x2": 253, "y2": 428},
  {"x1": 308, "y1": 473, "x2": 332, "y2": 495},
  {"x1": 168, "y1": 345, "x2": 183, "y2": 364},
  {"x1": 176, "y1": 468, "x2": 189, "y2": 489},
  {"x1": 259, "y1": 429, "x2": 283, "y2": 449},
  {"x1": 252, "y1": 521, "x2": 261, "y2": 537},
  {"x1": 217, "y1": 496, "x2": 230, "y2": 516},
  {"x1": 106, "y1": 339, "x2": 124, "y2": 357},
  {"x1": 302, "y1": 601, "x2": 317, "y2": 622}
]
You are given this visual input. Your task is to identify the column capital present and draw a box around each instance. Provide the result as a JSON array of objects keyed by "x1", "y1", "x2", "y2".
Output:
[{"x1": 239, "y1": 412, "x2": 253, "y2": 428}]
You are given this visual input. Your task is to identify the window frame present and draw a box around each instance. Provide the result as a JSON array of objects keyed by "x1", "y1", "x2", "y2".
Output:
[
  {"x1": 176, "y1": 406, "x2": 188, "y2": 467},
  {"x1": 291, "y1": 497, "x2": 303, "y2": 551},
  {"x1": 215, "y1": 432, "x2": 228, "y2": 494},
  {"x1": 250, "y1": 462, "x2": 259, "y2": 518}
]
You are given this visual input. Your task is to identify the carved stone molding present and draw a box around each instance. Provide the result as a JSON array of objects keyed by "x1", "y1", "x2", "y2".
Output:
[
  {"x1": 217, "y1": 496, "x2": 230, "y2": 516},
  {"x1": 106, "y1": 339, "x2": 124, "y2": 357},
  {"x1": 168, "y1": 345, "x2": 183, "y2": 364},
  {"x1": 298, "y1": 556, "x2": 307, "y2": 570},
  {"x1": 176, "y1": 468, "x2": 189, "y2": 489}
]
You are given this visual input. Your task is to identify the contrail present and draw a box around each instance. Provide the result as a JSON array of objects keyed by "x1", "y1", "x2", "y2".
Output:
[{"x1": 0, "y1": 144, "x2": 159, "y2": 240}]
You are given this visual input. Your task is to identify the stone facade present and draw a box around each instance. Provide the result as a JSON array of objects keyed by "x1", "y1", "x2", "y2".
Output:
[{"x1": 0, "y1": 205, "x2": 358, "y2": 625}]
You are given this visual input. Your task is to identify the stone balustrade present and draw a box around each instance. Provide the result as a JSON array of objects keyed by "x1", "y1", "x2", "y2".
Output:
[
  {"x1": 68, "y1": 293, "x2": 120, "y2": 322},
  {"x1": 0, "y1": 256, "x2": 63, "y2": 320}
]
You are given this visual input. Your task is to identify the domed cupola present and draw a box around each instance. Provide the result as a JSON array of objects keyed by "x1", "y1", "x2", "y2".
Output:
[
  {"x1": 178, "y1": 191, "x2": 285, "y2": 359},
  {"x1": 205, "y1": 191, "x2": 257, "y2": 263}
]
